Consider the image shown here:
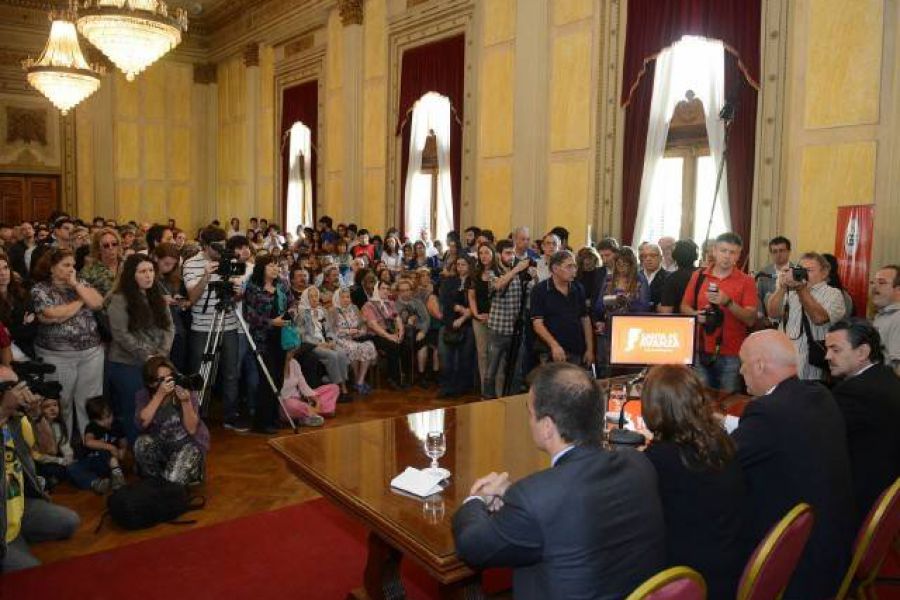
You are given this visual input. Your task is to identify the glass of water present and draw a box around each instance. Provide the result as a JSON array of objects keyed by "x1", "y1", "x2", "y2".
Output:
[{"x1": 424, "y1": 430, "x2": 448, "y2": 478}]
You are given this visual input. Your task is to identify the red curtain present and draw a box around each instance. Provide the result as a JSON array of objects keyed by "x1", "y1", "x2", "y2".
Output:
[
  {"x1": 397, "y1": 34, "x2": 465, "y2": 237},
  {"x1": 724, "y1": 52, "x2": 757, "y2": 254},
  {"x1": 280, "y1": 80, "x2": 318, "y2": 228},
  {"x1": 620, "y1": 0, "x2": 761, "y2": 247},
  {"x1": 622, "y1": 66, "x2": 656, "y2": 246}
]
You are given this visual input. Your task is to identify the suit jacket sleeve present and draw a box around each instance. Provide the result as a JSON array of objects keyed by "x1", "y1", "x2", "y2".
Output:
[
  {"x1": 452, "y1": 484, "x2": 543, "y2": 568},
  {"x1": 732, "y1": 399, "x2": 777, "y2": 468}
]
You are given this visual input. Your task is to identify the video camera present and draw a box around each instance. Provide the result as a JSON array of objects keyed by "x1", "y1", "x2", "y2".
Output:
[
  {"x1": 9, "y1": 360, "x2": 62, "y2": 399},
  {"x1": 210, "y1": 241, "x2": 247, "y2": 279}
]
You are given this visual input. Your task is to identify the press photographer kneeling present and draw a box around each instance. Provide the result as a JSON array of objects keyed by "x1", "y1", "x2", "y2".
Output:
[
  {"x1": 133, "y1": 356, "x2": 209, "y2": 486},
  {"x1": 0, "y1": 364, "x2": 79, "y2": 572}
]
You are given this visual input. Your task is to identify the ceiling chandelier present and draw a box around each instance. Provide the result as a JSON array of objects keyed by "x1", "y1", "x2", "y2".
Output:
[
  {"x1": 23, "y1": 11, "x2": 103, "y2": 115},
  {"x1": 76, "y1": 0, "x2": 188, "y2": 81}
]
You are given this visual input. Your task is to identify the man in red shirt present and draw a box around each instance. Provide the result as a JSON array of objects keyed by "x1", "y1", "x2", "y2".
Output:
[{"x1": 681, "y1": 232, "x2": 757, "y2": 392}]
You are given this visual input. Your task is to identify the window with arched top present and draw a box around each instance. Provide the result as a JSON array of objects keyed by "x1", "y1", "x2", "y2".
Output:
[
  {"x1": 285, "y1": 121, "x2": 313, "y2": 238},
  {"x1": 404, "y1": 92, "x2": 453, "y2": 243},
  {"x1": 633, "y1": 36, "x2": 731, "y2": 246}
]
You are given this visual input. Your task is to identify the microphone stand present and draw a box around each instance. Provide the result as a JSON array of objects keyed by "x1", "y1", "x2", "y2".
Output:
[
  {"x1": 608, "y1": 398, "x2": 645, "y2": 446},
  {"x1": 702, "y1": 103, "x2": 735, "y2": 245}
]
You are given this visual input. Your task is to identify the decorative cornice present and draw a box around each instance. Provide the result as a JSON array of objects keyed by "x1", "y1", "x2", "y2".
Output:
[
  {"x1": 243, "y1": 42, "x2": 260, "y2": 67},
  {"x1": 338, "y1": 0, "x2": 362, "y2": 26},
  {"x1": 193, "y1": 62, "x2": 217, "y2": 84},
  {"x1": 284, "y1": 34, "x2": 315, "y2": 58}
]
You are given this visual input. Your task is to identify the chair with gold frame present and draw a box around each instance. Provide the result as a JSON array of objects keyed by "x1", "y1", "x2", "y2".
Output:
[
  {"x1": 835, "y1": 477, "x2": 900, "y2": 600},
  {"x1": 736, "y1": 503, "x2": 815, "y2": 600},
  {"x1": 625, "y1": 566, "x2": 706, "y2": 600}
]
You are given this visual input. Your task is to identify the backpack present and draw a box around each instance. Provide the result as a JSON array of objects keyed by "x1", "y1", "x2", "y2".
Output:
[{"x1": 100, "y1": 478, "x2": 205, "y2": 531}]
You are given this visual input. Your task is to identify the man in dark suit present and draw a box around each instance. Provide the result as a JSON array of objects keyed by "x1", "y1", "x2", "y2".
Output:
[
  {"x1": 452, "y1": 363, "x2": 665, "y2": 600},
  {"x1": 826, "y1": 318, "x2": 900, "y2": 519},
  {"x1": 734, "y1": 329, "x2": 857, "y2": 599},
  {"x1": 638, "y1": 242, "x2": 668, "y2": 311}
]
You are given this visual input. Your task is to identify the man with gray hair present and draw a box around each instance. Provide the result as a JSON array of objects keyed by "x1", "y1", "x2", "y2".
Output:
[
  {"x1": 512, "y1": 226, "x2": 539, "y2": 262},
  {"x1": 733, "y1": 329, "x2": 855, "y2": 598},
  {"x1": 638, "y1": 242, "x2": 668, "y2": 312},
  {"x1": 766, "y1": 251, "x2": 846, "y2": 380},
  {"x1": 871, "y1": 264, "x2": 900, "y2": 375}
]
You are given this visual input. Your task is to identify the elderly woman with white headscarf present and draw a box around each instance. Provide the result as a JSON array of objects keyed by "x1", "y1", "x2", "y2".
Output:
[
  {"x1": 362, "y1": 282, "x2": 408, "y2": 389},
  {"x1": 296, "y1": 286, "x2": 352, "y2": 401}
]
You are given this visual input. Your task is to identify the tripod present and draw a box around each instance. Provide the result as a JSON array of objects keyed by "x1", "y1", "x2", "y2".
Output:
[
  {"x1": 502, "y1": 271, "x2": 531, "y2": 397},
  {"x1": 197, "y1": 283, "x2": 298, "y2": 434},
  {"x1": 702, "y1": 102, "x2": 735, "y2": 245}
]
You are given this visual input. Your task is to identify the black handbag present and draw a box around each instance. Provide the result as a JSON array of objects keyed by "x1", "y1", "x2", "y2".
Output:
[
  {"x1": 101, "y1": 478, "x2": 204, "y2": 531},
  {"x1": 800, "y1": 308, "x2": 828, "y2": 369}
]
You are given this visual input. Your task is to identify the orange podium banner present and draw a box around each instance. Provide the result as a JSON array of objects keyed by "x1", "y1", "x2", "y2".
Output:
[
  {"x1": 609, "y1": 315, "x2": 696, "y2": 366},
  {"x1": 834, "y1": 205, "x2": 874, "y2": 318}
]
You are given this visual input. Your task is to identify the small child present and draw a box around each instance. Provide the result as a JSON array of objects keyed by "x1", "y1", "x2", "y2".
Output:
[
  {"x1": 69, "y1": 396, "x2": 127, "y2": 494},
  {"x1": 33, "y1": 396, "x2": 74, "y2": 490}
]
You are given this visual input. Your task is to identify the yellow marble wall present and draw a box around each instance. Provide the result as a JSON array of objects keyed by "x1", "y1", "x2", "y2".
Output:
[
  {"x1": 788, "y1": 0, "x2": 885, "y2": 257},
  {"x1": 217, "y1": 55, "x2": 247, "y2": 224},
  {"x1": 546, "y1": 0, "x2": 594, "y2": 248},
  {"x1": 362, "y1": 0, "x2": 388, "y2": 233},
  {"x1": 324, "y1": 8, "x2": 344, "y2": 220},
  {"x1": 257, "y1": 46, "x2": 277, "y2": 221},
  {"x1": 74, "y1": 60, "x2": 198, "y2": 228},
  {"x1": 474, "y1": 0, "x2": 515, "y2": 235}
]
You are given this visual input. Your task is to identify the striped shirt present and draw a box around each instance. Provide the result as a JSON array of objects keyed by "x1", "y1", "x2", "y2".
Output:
[{"x1": 182, "y1": 253, "x2": 237, "y2": 332}]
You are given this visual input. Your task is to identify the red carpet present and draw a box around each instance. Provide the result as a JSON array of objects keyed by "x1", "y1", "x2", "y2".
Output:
[{"x1": 0, "y1": 498, "x2": 509, "y2": 599}]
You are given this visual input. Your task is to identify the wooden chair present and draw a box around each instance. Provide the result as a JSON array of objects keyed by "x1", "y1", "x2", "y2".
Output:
[
  {"x1": 736, "y1": 503, "x2": 815, "y2": 600},
  {"x1": 625, "y1": 566, "x2": 707, "y2": 600},
  {"x1": 835, "y1": 477, "x2": 900, "y2": 599}
]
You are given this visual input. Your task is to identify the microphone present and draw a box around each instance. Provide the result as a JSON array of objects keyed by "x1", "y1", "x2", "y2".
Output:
[{"x1": 608, "y1": 398, "x2": 645, "y2": 446}]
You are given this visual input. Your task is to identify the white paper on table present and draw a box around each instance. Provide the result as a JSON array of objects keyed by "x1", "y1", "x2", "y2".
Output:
[
  {"x1": 723, "y1": 415, "x2": 740, "y2": 434},
  {"x1": 390, "y1": 467, "x2": 445, "y2": 498}
]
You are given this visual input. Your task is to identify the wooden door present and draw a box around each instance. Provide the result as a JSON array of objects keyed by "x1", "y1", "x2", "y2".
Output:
[{"x1": 0, "y1": 175, "x2": 59, "y2": 223}]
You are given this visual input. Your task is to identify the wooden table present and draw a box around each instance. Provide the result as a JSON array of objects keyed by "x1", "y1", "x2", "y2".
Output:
[{"x1": 270, "y1": 388, "x2": 749, "y2": 599}]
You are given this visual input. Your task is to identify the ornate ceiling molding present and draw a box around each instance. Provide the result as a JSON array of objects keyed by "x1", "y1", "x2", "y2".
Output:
[{"x1": 337, "y1": 0, "x2": 362, "y2": 26}]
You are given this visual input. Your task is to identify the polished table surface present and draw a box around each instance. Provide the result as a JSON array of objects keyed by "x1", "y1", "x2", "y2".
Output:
[{"x1": 270, "y1": 385, "x2": 750, "y2": 597}]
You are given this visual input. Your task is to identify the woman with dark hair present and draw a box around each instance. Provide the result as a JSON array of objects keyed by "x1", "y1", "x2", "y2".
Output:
[
  {"x1": 468, "y1": 243, "x2": 500, "y2": 389},
  {"x1": 0, "y1": 254, "x2": 36, "y2": 359},
  {"x1": 79, "y1": 227, "x2": 122, "y2": 297},
  {"x1": 823, "y1": 253, "x2": 854, "y2": 316},
  {"x1": 381, "y1": 236, "x2": 404, "y2": 274},
  {"x1": 594, "y1": 247, "x2": 649, "y2": 373},
  {"x1": 575, "y1": 246, "x2": 605, "y2": 311},
  {"x1": 31, "y1": 248, "x2": 105, "y2": 439},
  {"x1": 408, "y1": 240, "x2": 440, "y2": 283},
  {"x1": 438, "y1": 255, "x2": 475, "y2": 397},
  {"x1": 352, "y1": 270, "x2": 377, "y2": 309},
  {"x1": 153, "y1": 242, "x2": 190, "y2": 372},
  {"x1": 242, "y1": 255, "x2": 291, "y2": 433},
  {"x1": 134, "y1": 355, "x2": 208, "y2": 484},
  {"x1": 107, "y1": 254, "x2": 174, "y2": 443},
  {"x1": 641, "y1": 365, "x2": 746, "y2": 599}
]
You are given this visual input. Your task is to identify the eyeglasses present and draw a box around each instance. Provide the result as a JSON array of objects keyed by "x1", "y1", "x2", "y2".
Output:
[{"x1": 102, "y1": 242, "x2": 120, "y2": 249}]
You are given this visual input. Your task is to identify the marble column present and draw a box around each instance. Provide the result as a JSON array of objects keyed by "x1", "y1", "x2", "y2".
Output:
[
  {"x1": 244, "y1": 43, "x2": 261, "y2": 219},
  {"x1": 340, "y1": 0, "x2": 364, "y2": 222}
]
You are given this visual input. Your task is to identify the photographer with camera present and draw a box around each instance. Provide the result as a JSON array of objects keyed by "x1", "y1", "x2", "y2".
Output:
[
  {"x1": 766, "y1": 252, "x2": 846, "y2": 381},
  {"x1": 133, "y1": 355, "x2": 208, "y2": 485},
  {"x1": 183, "y1": 226, "x2": 247, "y2": 431},
  {"x1": 106, "y1": 254, "x2": 174, "y2": 444},
  {"x1": 0, "y1": 368, "x2": 80, "y2": 571},
  {"x1": 680, "y1": 233, "x2": 757, "y2": 392}
]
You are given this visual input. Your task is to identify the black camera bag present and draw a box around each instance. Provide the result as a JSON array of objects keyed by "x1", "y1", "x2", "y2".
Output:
[{"x1": 102, "y1": 478, "x2": 205, "y2": 531}]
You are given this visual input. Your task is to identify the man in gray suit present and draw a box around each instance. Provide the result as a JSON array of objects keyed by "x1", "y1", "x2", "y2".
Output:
[{"x1": 452, "y1": 363, "x2": 665, "y2": 599}]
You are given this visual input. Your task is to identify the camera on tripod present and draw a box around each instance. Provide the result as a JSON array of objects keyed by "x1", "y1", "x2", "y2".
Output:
[
  {"x1": 210, "y1": 241, "x2": 247, "y2": 279},
  {"x1": 10, "y1": 360, "x2": 61, "y2": 399}
]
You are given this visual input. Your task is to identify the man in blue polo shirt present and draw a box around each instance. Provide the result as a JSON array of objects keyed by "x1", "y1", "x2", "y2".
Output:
[{"x1": 531, "y1": 251, "x2": 594, "y2": 367}]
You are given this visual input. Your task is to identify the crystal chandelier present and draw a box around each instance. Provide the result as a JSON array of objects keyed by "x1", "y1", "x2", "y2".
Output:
[
  {"x1": 77, "y1": 0, "x2": 188, "y2": 82},
  {"x1": 23, "y1": 12, "x2": 103, "y2": 115}
]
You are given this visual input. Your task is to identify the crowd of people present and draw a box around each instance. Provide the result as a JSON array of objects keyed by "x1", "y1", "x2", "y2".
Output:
[{"x1": 0, "y1": 211, "x2": 897, "y2": 585}]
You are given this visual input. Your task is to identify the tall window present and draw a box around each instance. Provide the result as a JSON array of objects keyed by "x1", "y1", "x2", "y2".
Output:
[
  {"x1": 633, "y1": 36, "x2": 730, "y2": 245},
  {"x1": 285, "y1": 121, "x2": 313, "y2": 238},
  {"x1": 404, "y1": 92, "x2": 453, "y2": 244}
]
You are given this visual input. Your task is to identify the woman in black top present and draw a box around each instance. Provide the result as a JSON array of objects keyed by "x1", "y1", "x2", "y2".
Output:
[
  {"x1": 437, "y1": 256, "x2": 475, "y2": 398},
  {"x1": 468, "y1": 243, "x2": 499, "y2": 391},
  {"x1": 642, "y1": 364, "x2": 747, "y2": 600},
  {"x1": 0, "y1": 254, "x2": 36, "y2": 358}
]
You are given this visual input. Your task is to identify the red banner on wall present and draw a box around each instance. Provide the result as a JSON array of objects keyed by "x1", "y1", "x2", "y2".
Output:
[{"x1": 834, "y1": 205, "x2": 874, "y2": 317}]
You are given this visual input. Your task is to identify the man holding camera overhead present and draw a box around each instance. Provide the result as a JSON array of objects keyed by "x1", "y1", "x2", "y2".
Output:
[
  {"x1": 681, "y1": 232, "x2": 757, "y2": 392},
  {"x1": 767, "y1": 252, "x2": 846, "y2": 381},
  {"x1": 183, "y1": 226, "x2": 247, "y2": 432}
]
